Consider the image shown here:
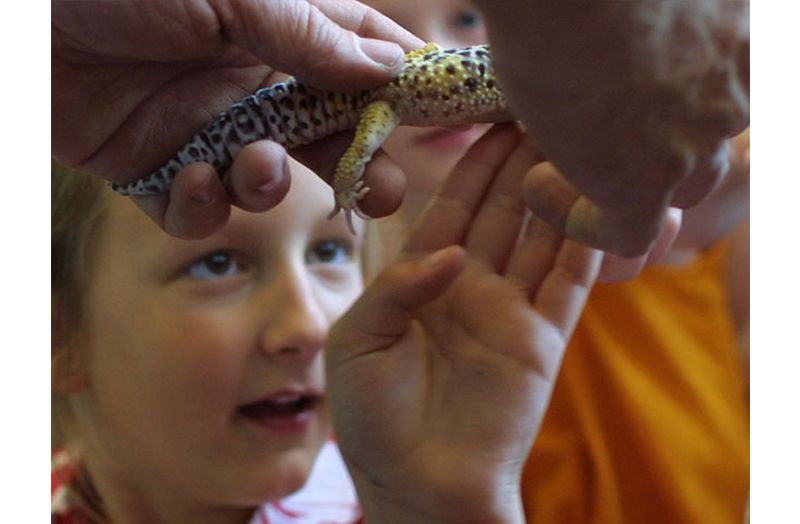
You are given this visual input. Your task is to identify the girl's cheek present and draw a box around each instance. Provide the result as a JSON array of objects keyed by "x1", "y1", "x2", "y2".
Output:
[{"x1": 161, "y1": 311, "x2": 252, "y2": 370}]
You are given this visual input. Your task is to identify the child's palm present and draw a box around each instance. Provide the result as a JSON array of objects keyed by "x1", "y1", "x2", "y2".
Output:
[{"x1": 327, "y1": 124, "x2": 600, "y2": 520}]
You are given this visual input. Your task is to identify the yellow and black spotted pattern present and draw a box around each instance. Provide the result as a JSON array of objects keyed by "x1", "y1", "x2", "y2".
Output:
[{"x1": 111, "y1": 43, "x2": 512, "y2": 227}]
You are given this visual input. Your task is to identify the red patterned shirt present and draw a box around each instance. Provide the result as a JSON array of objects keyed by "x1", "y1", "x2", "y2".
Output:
[{"x1": 52, "y1": 442, "x2": 362, "y2": 524}]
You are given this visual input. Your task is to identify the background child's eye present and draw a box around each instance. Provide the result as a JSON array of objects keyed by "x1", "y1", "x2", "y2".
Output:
[
  {"x1": 306, "y1": 239, "x2": 352, "y2": 265},
  {"x1": 452, "y1": 9, "x2": 481, "y2": 29},
  {"x1": 186, "y1": 251, "x2": 244, "y2": 279}
]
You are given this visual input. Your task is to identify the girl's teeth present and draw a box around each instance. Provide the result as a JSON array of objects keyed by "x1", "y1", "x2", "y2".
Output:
[{"x1": 270, "y1": 394, "x2": 299, "y2": 404}]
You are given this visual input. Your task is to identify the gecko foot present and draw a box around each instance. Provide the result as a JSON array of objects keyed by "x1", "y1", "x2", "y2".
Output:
[{"x1": 328, "y1": 183, "x2": 372, "y2": 234}]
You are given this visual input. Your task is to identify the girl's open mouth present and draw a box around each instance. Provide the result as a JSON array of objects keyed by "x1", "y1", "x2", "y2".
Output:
[{"x1": 238, "y1": 392, "x2": 321, "y2": 433}]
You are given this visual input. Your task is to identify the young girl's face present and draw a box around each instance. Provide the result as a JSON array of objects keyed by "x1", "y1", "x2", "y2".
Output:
[
  {"x1": 70, "y1": 162, "x2": 363, "y2": 518},
  {"x1": 366, "y1": 0, "x2": 491, "y2": 215}
]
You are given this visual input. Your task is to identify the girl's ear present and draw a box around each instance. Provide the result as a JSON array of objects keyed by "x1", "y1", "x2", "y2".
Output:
[
  {"x1": 52, "y1": 350, "x2": 88, "y2": 393},
  {"x1": 52, "y1": 310, "x2": 88, "y2": 393}
]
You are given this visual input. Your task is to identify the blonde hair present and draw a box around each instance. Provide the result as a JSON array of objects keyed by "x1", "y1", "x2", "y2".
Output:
[
  {"x1": 52, "y1": 162, "x2": 111, "y2": 521},
  {"x1": 52, "y1": 161, "x2": 109, "y2": 443}
]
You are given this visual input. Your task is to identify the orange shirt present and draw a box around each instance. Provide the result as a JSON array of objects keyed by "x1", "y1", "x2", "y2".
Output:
[{"x1": 522, "y1": 241, "x2": 749, "y2": 523}]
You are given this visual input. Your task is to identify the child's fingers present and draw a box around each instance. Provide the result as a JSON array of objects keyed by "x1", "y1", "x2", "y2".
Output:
[
  {"x1": 462, "y1": 138, "x2": 542, "y2": 272},
  {"x1": 403, "y1": 123, "x2": 523, "y2": 256},
  {"x1": 504, "y1": 216, "x2": 564, "y2": 296},
  {"x1": 530, "y1": 239, "x2": 602, "y2": 336},
  {"x1": 327, "y1": 246, "x2": 467, "y2": 365}
]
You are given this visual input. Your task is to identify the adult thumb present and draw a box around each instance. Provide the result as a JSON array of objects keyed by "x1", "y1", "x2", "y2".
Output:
[
  {"x1": 216, "y1": 0, "x2": 422, "y2": 91},
  {"x1": 522, "y1": 161, "x2": 667, "y2": 258}
]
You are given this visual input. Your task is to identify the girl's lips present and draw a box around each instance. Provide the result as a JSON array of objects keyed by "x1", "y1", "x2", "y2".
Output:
[
  {"x1": 415, "y1": 125, "x2": 482, "y2": 150},
  {"x1": 238, "y1": 390, "x2": 322, "y2": 433}
]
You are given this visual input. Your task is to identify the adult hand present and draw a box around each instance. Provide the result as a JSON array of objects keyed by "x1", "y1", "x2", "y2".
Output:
[
  {"x1": 52, "y1": 0, "x2": 423, "y2": 239},
  {"x1": 473, "y1": 0, "x2": 749, "y2": 258},
  {"x1": 326, "y1": 124, "x2": 601, "y2": 524}
]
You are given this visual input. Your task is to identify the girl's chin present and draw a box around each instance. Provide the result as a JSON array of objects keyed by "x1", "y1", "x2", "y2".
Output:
[{"x1": 245, "y1": 450, "x2": 319, "y2": 504}]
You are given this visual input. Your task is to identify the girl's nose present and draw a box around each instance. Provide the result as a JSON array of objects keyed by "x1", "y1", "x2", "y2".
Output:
[{"x1": 257, "y1": 269, "x2": 329, "y2": 360}]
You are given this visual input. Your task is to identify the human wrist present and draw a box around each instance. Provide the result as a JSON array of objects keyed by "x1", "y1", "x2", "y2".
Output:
[
  {"x1": 359, "y1": 497, "x2": 525, "y2": 524},
  {"x1": 352, "y1": 472, "x2": 525, "y2": 524}
]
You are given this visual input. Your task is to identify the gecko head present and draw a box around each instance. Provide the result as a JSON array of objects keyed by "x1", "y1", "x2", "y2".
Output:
[{"x1": 397, "y1": 44, "x2": 513, "y2": 126}]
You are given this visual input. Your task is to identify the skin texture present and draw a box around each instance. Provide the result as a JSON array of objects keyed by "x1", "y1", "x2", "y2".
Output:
[
  {"x1": 64, "y1": 163, "x2": 364, "y2": 523},
  {"x1": 54, "y1": 126, "x2": 600, "y2": 523},
  {"x1": 52, "y1": 0, "x2": 423, "y2": 239},
  {"x1": 327, "y1": 124, "x2": 601, "y2": 524},
  {"x1": 472, "y1": 0, "x2": 749, "y2": 258}
]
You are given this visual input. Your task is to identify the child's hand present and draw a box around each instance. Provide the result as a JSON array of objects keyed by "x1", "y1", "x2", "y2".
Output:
[{"x1": 326, "y1": 123, "x2": 601, "y2": 524}]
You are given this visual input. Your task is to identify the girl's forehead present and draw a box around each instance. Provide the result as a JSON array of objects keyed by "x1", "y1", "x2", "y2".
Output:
[
  {"x1": 286, "y1": 160, "x2": 334, "y2": 206},
  {"x1": 278, "y1": 160, "x2": 358, "y2": 231},
  {"x1": 366, "y1": 0, "x2": 444, "y2": 9},
  {"x1": 363, "y1": 0, "x2": 441, "y2": 18}
]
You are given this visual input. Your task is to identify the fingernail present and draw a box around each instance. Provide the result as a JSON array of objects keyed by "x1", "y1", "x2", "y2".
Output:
[
  {"x1": 423, "y1": 246, "x2": 460, "y2": 268},
  {"x1": 257, "y1": 162, "x2": 287, "y2": 194},
  {"x1": 191, "y1": 186, "x2": 214, "y2": 206},
  {"x1": 358, "y1": 37, "x2": 404, "y2": 69},
  {"x1": 257, "y1": 177, "x2": 280, "y2": 194}
]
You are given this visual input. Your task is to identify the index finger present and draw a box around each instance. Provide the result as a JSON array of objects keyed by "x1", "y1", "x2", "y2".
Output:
[{"x1": 403, "y1": 123, "x2": 524, "y2": 256}]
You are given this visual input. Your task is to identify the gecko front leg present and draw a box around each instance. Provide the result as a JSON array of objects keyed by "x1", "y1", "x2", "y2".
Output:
[{"x1": 328, "y1": 99, "x2": 400, "y2": 234}]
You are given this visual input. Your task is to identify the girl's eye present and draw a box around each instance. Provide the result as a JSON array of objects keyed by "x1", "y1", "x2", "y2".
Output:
[
  {"x1": 452, "y1": 9, "x2": 481, "y2": 29},
  {"x1": 306, "y1": 239, "x2": 353, "y2": 265},
  {"x1": 186, "y1": 251, "x2": 245, "y2": 280}
]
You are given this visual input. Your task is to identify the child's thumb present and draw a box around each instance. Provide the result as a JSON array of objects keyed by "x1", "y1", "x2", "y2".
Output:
[{"x1": 328, "y1": 245, "x2": 466, "y2": 361}]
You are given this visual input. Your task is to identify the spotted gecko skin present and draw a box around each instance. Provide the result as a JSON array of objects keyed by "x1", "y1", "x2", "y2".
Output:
[{"x1": 111, "y1": 43, "x2": 513, "y2": 231}]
